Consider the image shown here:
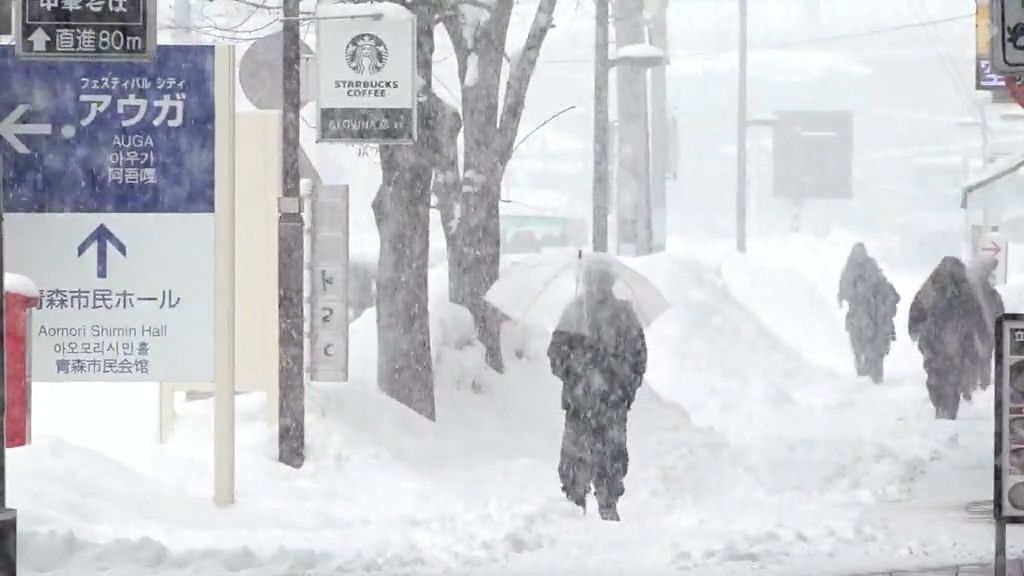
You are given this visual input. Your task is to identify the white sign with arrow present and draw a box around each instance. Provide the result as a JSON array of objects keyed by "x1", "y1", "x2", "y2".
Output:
[
  {"x1": 0, "y1": 104, "x2": 52, "y2": 154},
  {"x1": 979, "y1": 230, "x2": 1010, "y2": 286}
]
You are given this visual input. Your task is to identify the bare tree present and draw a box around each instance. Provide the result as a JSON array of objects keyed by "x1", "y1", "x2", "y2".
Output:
[
  {"x1": 371, "y1": 0, "x2": 558, "y2": 419},
  {"x1": 433, "y1": 0, "x2": 559, "y2": 370}
]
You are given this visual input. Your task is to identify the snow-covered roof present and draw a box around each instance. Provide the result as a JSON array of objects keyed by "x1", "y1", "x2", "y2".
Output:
[
  {"x1": 315, "y1": 1, "x2": 414, "y2": 20},
  {"x1": 4, "y1": 273, "x2": 38, "y2": 298}
]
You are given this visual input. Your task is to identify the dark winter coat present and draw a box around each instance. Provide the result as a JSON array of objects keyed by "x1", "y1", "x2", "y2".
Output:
[
  {"x1": 839, "y1": 244, "x2": 900, "y2": 352},
  {"x1": 548, "y1": 296, "x2": 648, "y2": 416},
  {"x1": 967, "y1": 256, "x2": 1005, "y2": 351},
  {"x1": 908, "y1": 257, "x2": 988, "y2": 365}
]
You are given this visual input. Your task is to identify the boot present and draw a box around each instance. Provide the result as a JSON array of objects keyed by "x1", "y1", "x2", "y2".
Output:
[{"x1": 598, "y1": 502, "x2": 620, "y2": 522}]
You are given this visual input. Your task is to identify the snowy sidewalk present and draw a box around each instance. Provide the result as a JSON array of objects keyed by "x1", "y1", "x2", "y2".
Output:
[{"x1": 852, "y1": 560, "x2": 1022, "y2": 575}]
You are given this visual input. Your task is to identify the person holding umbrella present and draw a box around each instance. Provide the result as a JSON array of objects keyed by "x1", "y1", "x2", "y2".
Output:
[
  {"x1": 547, "y1": 267, "x2": 647, "y2": 521},
  {"x1": 485, "y1": 251, "x2": 668, "y2": 521}
]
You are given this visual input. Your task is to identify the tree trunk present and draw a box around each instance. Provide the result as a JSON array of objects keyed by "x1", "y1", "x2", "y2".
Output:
[
  {"x1": 373, "y1": 148, "x2": 435, "y2": 421},
  {"x1": 448, "y1": 182, "x2": 503, "y2": 370},
  {"x1": 372, "y1": 0, "x2": 436, "y2": 420},
  {"x1": 449, "y1": 6, "x2": 506, "y2": 371}
]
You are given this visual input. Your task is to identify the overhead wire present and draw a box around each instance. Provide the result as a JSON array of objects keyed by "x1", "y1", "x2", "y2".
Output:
[{"x1": 539, "y1": 12, "x2": 974, "y2": 64}]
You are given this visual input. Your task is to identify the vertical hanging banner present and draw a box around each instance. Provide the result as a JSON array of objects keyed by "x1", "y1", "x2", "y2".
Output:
[
  {"x1": 0, "y1": 45, "x2": 216, "y2": 382},
  {"x1": 997, "y1": 314, "x2": 1024, "y2": 521},
  {"x1": 315, "y1": 3, "x2": 416, "y2": 143},
  {"x1": 310, "y1": 184, "x2": 349, "y2": 383}
]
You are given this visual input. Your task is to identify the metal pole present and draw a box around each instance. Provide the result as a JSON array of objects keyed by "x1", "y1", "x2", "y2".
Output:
[
  {"x1": 213, "y1": 44, "x2": 237, "y2": 507},
  {"x1": 736, "y1": 0, "x2": 748, "y2": 253},
  {"x1": 997, "y1": 519, "x2": 1007, "y2": 576},
  {"x1": 649, "y1": 0, "x2": 669, "y2": 252},
  {"x1": 592, "y1": 0, "x2": 610, "y2": 253},
  {"x1": 173, "y1": 0, "x2": 190, "y2": 41},
  {"x1": 279, "y1": 0, "x2": 305, "y2": 468},
  {"x1": 981, "y1": 107, "x2": 993, "y2": 234}
]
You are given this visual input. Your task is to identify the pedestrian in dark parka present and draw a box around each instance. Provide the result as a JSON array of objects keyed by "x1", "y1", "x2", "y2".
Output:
[
  {"x1": 547, "y1": 267, "x2": 647, "y2": 522},
  {"x1": 964, "y1": 255, "x2": 1005, "y2": 397},
  {"x1": 838, "y1": 243, "x2": 900, "y2": 384},
  {"x1": 908, "y1": 257, "x2": 989, "y2": 420}
]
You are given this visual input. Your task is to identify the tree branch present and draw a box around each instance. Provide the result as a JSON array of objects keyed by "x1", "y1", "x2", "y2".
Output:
[
  {"x1": 441, "y1": 11, "x2": 470, "y2": 85},
  {"x1": 493, "y1": 0, "x2": 557, "y2": 169}
]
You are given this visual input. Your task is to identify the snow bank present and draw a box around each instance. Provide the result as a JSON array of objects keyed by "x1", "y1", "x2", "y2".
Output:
[
  {"x1": 8, "y1": 242, "x2": 991, "y2": 575},
  {"x1": 5, "y1": 273, "x2": 38, "y2": 298},
  {"x1": 430, "y1": 300, "x2": 488, "y2": 393},
  {"x1": 615, "y1": 43, "x2": 666, "y2": 61}
]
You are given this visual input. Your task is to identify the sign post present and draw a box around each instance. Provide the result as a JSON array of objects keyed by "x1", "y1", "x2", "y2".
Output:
[
  {"x1": 0, "y1": 45, "x2": 236, "y2": 504},
  {"x1": 14, "y1": 0, "x2": 154, "y2": 60},
  {"x1": 315, "y1": 4, "x2": 417, "y2": 143},
  {"x1": 995, "y1": 314, "x2": 1024, "y2": 576}
]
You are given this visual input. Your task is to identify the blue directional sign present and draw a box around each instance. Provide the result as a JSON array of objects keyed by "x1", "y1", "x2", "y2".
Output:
[
  {"x1": 0, "y1": 45, "x2": 214, "y2": 213},
  {"x1": 1, "y1": 44, "x2": 218, "y2": 383}
]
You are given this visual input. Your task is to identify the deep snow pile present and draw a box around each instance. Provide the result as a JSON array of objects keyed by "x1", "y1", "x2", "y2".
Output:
[{"x1": 7, "y1": 244, "x2": 1009, "y2": 575}]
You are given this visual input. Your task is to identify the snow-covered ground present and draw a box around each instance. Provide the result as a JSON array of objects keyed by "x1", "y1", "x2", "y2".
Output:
[{"x1": 9, "y1": 234, "x2": 1017, "y2": 575}]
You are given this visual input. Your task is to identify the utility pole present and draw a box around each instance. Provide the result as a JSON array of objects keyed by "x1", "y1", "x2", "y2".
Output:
[
  {"x1": 593, "y1": 0, "x2": 610, "y2": 252},
  {"x1": 173, "y1": 0, "x2": 191, "y2": 41},
  {"x1": 980, "y1": 104, "x2": 993, "y2": 234},
  {"x1": 648, "y1": 0, "x2": 669, "y2": 252},
  {"x1": 736, "y1": 0, "x2": 748, "y2": 253},
  {"x1": 279, "y1": 0, "x2": 305, "y2": 468},
  {"x1": 614, "y1": 0, "x2": 652, "y2": 256}
]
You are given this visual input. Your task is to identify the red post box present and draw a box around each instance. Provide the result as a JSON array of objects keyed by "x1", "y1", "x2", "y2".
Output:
[{"x1": 5, "y1": 274, "x2": 37, "y2": 449}]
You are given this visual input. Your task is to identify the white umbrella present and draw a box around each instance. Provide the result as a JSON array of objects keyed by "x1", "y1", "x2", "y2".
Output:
[{"x1": 485, "y1": 250, "x2": 670, "y2": 332}]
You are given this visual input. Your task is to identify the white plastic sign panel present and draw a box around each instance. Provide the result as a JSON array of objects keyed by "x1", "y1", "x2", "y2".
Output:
[
  {"x1": 998, "y1": 315, "x2": 1024, "y2": 521},
  {"x1": 310, "y1": 184, "x2": 348, "y2": 382},
  {"x1": 5, "y1": 215, "x2": 214, "y2": 381},
  {"x1": 315, "y1": 3, "x2": 416, "y2": 143},
  {"x1": 0, "y1": 45, "x2": 216, "y2": 382},
  {"x1": 993, "y1": 0, "x2": 1024, "y2": 74},
  {"x1": 978, "y1": 232, "x2": 1010, "y2": 285}
]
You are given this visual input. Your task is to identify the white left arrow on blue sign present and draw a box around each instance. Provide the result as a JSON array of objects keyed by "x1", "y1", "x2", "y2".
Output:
[{"x1": 0, "y1": 104, "x2": 52, "y2": 154}]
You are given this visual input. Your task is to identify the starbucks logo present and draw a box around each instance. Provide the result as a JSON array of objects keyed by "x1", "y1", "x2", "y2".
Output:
[{"x1": 345, "y1": 33, "x2": 389, "y2": 76}]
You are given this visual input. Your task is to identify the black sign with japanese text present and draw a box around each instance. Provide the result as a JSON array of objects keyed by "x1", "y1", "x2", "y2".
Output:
[
  {"x1": 0, "y1": 0, "x2": 11, "y2": 36},
  {"x1": 772, "y1": 110, "x2": 853, "y2": 200},
  {"x1": 15, "y1": 0, "x2": 153, "y2": 60}
]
